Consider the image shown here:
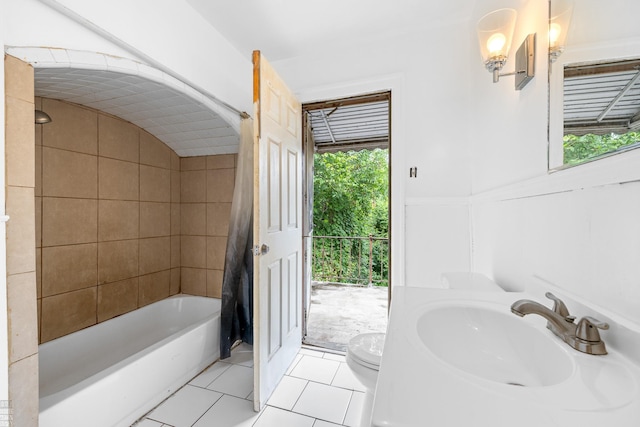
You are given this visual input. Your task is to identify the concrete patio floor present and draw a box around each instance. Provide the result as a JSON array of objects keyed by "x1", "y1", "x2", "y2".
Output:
[{"x1": 304, "y1": 283, "x2": 389, "y2": 352}]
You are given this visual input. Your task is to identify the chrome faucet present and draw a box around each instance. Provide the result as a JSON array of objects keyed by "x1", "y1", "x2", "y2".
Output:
[{"x1": 511, "y1": 292, "x2": 609, "y2": 355}]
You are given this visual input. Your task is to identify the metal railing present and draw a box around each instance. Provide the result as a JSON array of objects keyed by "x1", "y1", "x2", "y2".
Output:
[{"x1": 311, "y1": 235, "x2": 389, "y2": 286}]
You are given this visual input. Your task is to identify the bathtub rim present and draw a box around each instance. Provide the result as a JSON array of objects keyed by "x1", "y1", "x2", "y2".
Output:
[{"x1": 39, "y1": 294, "x2": 221, "y2": 409}]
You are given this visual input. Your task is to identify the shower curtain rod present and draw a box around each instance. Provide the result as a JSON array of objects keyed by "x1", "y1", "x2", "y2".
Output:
[{"x1": 37, "y1": 0, "x2": 250, "y2": 120}]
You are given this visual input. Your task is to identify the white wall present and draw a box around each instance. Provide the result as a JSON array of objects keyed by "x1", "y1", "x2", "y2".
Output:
[
  {"x1": 471, "y1": 0, "x2": 640, "y2": 325},
  {"x1": 274, "y1": 20, "x2": 474, "y2": 287}
]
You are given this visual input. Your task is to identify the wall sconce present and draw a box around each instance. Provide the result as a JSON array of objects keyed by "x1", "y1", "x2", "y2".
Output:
[
  {"x1": 549, "y1": 0, "x2": 574, "y2": 63},
  {"x1": 477, "y1": 8, "x2": 536, "y2": 90}
]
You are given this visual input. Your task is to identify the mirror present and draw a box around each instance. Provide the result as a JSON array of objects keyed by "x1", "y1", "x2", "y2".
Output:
[{"x1": 548, "y1": 0, "x2": 640, "y2": 170}]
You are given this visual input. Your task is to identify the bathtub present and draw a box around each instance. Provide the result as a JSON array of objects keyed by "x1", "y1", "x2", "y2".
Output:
[{"x1": 39, "y1": 295, "x2": 221, "y2": 427}]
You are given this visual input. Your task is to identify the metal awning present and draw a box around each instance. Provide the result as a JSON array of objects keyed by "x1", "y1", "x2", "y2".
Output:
[
  {"x1": 564, "y1": 59, "x2": 640, "y2": 135},
  {"x1": 304, "y1": 92, "x2": 390, "y2": 153}
]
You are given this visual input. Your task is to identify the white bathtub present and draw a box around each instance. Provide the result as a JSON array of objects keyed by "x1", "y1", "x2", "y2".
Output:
[{"x1": 39, "y1": 295, "x2": 221, "y2": 427}]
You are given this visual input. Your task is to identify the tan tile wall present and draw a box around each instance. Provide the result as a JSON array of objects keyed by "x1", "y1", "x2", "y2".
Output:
[
  {"x1": 5, "y1": 54, "x2": 39, "y2": 427},
  {"x1": 180, "y1": 155, "x2": 235, "y2": 299},
  {"x1": 36, "y1": 98, "x2": 182, "y2": 343}
]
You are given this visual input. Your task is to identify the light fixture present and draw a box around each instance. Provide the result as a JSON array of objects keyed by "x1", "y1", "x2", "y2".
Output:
[
  {"x1": 477, "y1": 8, "x2": 536, "y2": 90},
  {"x1": 35, "y1": 110, "x2": 52, "y2": 124},
  {"x1": 549, "y1": 0, "x2": 574, "y2": 63}
]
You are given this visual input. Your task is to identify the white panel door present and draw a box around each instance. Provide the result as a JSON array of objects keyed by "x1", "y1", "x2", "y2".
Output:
[{"x1": 252, "y1": 51, "x2": 302, "y2": 411}]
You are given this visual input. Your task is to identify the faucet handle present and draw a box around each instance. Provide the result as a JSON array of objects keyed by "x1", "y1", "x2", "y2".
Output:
[
  {"x1": 545, "y1": 292, "x2": 572, "y2": 319},
  {"x1": 576, "y1": 316, "x2": 609, "y2": 342}
]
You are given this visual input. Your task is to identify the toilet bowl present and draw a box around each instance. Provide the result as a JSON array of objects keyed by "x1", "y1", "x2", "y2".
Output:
[{"x1": 346, "y1": 332, "x2": 385, "y2": 427}]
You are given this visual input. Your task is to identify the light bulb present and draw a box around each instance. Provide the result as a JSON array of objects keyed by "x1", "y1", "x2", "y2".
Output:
[
  {"x1": 549, "y1": 23, "x2": 562, "y2": 47},
  {"x1": 486, "y1": 33, "x2": 506, "y2": 56}
]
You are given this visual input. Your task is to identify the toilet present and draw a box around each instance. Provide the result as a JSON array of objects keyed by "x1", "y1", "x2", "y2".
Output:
[
  {"x1": 346, "y1": 273, "x2": 501, "y2": 426},
  {"x1": 346, "y1": 332, "x2": 385, "y2": 427}
]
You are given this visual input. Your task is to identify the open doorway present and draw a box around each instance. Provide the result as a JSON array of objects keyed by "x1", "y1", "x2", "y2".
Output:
[{"x1": 302, "y1": 92, "x2": 391, "y2": 351}]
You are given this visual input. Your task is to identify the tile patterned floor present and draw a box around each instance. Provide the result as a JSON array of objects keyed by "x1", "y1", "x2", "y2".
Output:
[{"x1": 132, "y1": 344, "x2": 366, "y2": 427}]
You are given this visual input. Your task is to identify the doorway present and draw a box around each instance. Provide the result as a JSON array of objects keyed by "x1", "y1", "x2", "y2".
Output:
[{"x1": 301, "y1": 91, "x2": 391, "y2": 351}]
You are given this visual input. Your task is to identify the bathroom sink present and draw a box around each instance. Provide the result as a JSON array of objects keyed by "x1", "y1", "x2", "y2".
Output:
[
  {"x1": 416, "y1": 303, "x2": 575, "y2": 387},
  {"x1": 372, "y1": 288, "x2": 640, "y2": 427}
]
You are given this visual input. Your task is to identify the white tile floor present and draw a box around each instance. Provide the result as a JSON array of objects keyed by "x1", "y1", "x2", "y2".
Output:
[{"x1": 133, "y1": 344, "x2": 366, "y2": 427}]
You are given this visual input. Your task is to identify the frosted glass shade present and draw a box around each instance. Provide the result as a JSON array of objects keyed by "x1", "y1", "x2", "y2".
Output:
[
  {"x1": 550, "y1": 0, "x2": 574, "y2": 60},
  {"x1": 477, "y1": 8, "x2": 517, "y2": 70}
]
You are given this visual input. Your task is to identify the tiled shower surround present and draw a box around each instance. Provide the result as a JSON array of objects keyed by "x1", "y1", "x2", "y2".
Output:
[{"x1": 35, "y1": 98, "x2": 236, "y2": 344}]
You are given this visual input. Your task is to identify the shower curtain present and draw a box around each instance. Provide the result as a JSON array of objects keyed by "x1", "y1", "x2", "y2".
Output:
[{"x1": 220, "y1": 117, "x2": 254, "y2": 359}]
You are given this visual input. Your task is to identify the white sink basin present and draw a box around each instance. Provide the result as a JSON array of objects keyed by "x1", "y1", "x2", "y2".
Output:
[
  {"x1": 416, "y1": 303, "x2": 575, "y2": 387},
  {"x1": 372, "y1": 288, "x2": 640, "y2": 427}
]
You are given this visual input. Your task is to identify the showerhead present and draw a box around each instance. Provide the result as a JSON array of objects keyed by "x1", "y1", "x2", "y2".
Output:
[{"x1": 35, "y1": 110, "x2": 52, "y2": 124}]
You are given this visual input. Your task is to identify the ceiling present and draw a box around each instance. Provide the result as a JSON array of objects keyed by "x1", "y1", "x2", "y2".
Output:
[
  {"x1": 563, "y1": 59, "x2": 640, "y2": 135},
  {"x1": 186, "y1": 0, "x2": 476, "y2": 61},
  {"x1": 8, "y1": 47, "x2": 240, "y2": 157},
  {"x1": 13, "y1": 2, "x2": 477, "y2": 157},
  {"x1": 304, "y1": 92, "x2": 390, "y2": 153}
]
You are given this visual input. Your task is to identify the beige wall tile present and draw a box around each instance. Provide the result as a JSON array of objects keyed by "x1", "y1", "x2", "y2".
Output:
[
  {"x1": 181, "y1": 170, "x2": 206, "y2": 202},
  {"x1": 181, "y1": 203, "x2": 206, "y2": 235},
  {"x1": 42, "y1": 244, "x2": 97, "y2": 296},
  {"x1": 207, "y1": 236, "x2": 227, "y2": 270},
  {"x1": 5, "y1": 96, "x2": 35, "y2": 187},
  {"x1": 207, "y1": 154, "x2": 235, "y2": 170},
  {"x1": 181, "y1": 156, "x2": 206, "y2": 171},
  {"x1": 35, "y1": 97, "x2": 43, "y2": 146},
  {"x1": 98, "y1": 200, "x2": 139, "y2": 241},
  {"x1": 42, "y1": 98, "x2": 98, "y2": 155},
  {"x1": 139, "y1": 237, "x2": 170, "y2": 275},
  {"x1": 171, "y1": 151, "x2": 180, "y2": 171},
  {"x1": 6, "y1": 186, "x2": 36, "y2": 275},
  {"x1": 171, "y1": 170, "x2": 181, "y2": 203},
  {"x1": 7, "y1": 272, "x2": 38, "y2": 363},
  {"x1": 181, "y1": 268, "x2": 206, "y2": 296},
  {"x1": 207, "y1": 269, "x2": 223, "y2": 298},
  {"x1": 139, "y1": 270, "x2": 170, "y2": 307},
  {"x1": 140, "y1": 131, "x2": 171, "y2": 169},
  {"x1": 99, "y1": 157, "x2": 139, "y2": 200},
  {"x1": 37, "y1": 298, "x2": 42, "y2": 344},
  {"x1": 207, "y1": 169, "x2": 235, "y2": 202},
  {"x1": 98, "y1": 114, "x2": 139, "y2": 162},
  {"x1": 36, "y1": 249, "x2": 42, "y2": 299},
  {"x1": 35, "y1": 196, "x2": 42, "y2": 248},
  {"x1": 35, "y1": 145, "x2": 42, "y2": 196},
  {"x1": 140, "y1": 202, "x2": 171, "y2": 238},
  {"x1": 207, "y1": 202, "x2": 232, "y2": 236},
  {"x1": 97, "y1": 278, "x2": 138, "y2": 322},
  {"x1": 170, "y1": 268, "x2": 181, "y2": 295},
  {"x1": 140, "y1": 165, "x2": 170, "y2": 202},
  {"x1": 181, "y1": 236, "x2": 206, "y2": 268},
  {"x1": 171, "y1": 203, "x2": 181, "y2": 235},
  {"x1": 42, "y1": 197, "x2": 97, "y2": 247},
  {"x1": 8, "y1": 353, "x2": 39, "y2": 427},
  {"x1": 171, "y1": 235, "x2": 181, "y2": 269},
  {"x1": 98, "y1": 240, "x2": 138, "y2": 284},
  {"x1": 5, "y1": 54, "x2": 34, "y2": 102},
  {"x1": 42, "y1": 147, "x2": 97, "y2": 198},
  {"x1": 40, "y1": 288, "x2": 97, "y2": 342}
]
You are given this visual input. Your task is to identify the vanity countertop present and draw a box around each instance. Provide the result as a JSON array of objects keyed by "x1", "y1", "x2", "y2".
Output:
[{"x1": 370, "y1": 287, "x2": 640, "y2": 427}]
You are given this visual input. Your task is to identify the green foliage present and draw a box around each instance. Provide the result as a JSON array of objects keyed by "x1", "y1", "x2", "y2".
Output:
[
  {"x1": 563, "y1": 132, "x2": 640, "y2": 165},
  {"x1": 313, "y1": 149, "x2": 389, "y2": 238},
  {"x1": 312, "y1": 149, "x2": 389, "y2": 286}
]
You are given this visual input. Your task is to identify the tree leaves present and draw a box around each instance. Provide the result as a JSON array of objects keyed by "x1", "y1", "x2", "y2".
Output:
[
  {"x1": 313, "y1": 149, "x2": 389, "y2": 238},
  {"x1": 563, "y1": 131, "x2": 640, "y2": 165}
]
